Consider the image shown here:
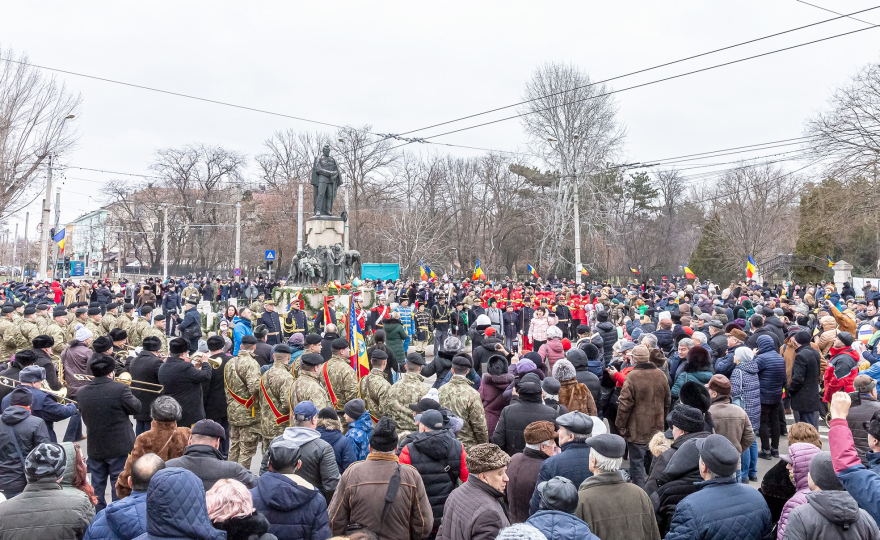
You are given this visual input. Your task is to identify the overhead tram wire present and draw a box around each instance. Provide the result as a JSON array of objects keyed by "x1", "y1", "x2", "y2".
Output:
[{"x1": 795, "y1": 0, "x2": 877, "y2": 26}]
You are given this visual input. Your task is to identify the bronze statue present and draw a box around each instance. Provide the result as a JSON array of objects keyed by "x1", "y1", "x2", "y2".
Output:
[{"x1": 311, "y1": 144, "x2": 341, "y2": 217}]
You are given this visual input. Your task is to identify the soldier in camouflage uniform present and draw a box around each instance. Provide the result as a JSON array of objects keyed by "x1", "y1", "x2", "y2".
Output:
[
  {"x1": 101, "y1": 302, "x2": 119, "y2": 335},
  {"x1": 0, "y1": 306, "x2": 18, "y2": 365},
  {"x1": 288, "y1": 352, "x2": 331, "y2": 415},
  {"x1": 225, "y1": 335, "x2": 262, "y2": 467},
  {"x1": 291, "y1": 334, "x2": 324, "y2": 380},
  {"x1": 128, "y1": 306, "x2": 154, "y2": 347},
  {"x1": 46, "y1": 308, "x2": 69, "y2": 356},
  {"x1": 358, "y1": 350, "x2": 392, "y2": 424},
  {"x1": 386, "y1": 353, "x2": 428, "y2": 433},
  {"x1": 259, "y1": 343, "x2": 294, "y2": 447},
  {"x1": 66, "y1": 307, "x2": 88, "y2": 343},
  {"x1": 83, "y1": 307, "x2": 104, "y2": 340},
  {"x1": 115, "y1": 304, "x2": 135, "y2": 333},
  {"x1": 35, "y1": 304, "x2": 51, "y2": 334},
  {"x1": 438, "y1": 355, "x2": 488, "y2": 451},
  {"x1": 181, "y1": 283, "x2": 199, "y2": 302},
  {"x1": 322, "y1": 338, "x2": 359, "y2": 413},
  {"x1": 140, "y1": 314, "x2": 169, "y2": 356},
  {"x1": 14, "y1": 307, "x2": 41, "y2": 352}
]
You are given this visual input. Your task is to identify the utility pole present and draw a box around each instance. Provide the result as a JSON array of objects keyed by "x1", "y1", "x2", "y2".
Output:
[
  {"x1": 297, "y1": 183, "x2": 304, "y2": 253},
  {"x1": 344, "y1": 183, "x2": 350, "y2": 252},
  {"x1": 51, "y1": 187, "x2": 61, "y2": 280},
  {"x1": 573, "y1": 169, "x2": 582, "y2": 285},
  {"x1": 23, "y1": 212, "x2": 29, "y2": 281},
  {"x1": 162, "y1": 205, "x2": 169, "y2": 278},
  {"x1": 235, "y1": 200, "x2": 242, "y2": 282},
  {"x1": 38, "y1": 155, "x2": 52, "y2": 280},
  {"x1": 11, "y1": 223, "x2": 17, "y2": 281}
]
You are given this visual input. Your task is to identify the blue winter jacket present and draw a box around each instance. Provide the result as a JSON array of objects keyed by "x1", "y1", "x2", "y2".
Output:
[
  {"x1": 439, "y1": 368, "x2": 481, "y2": 390},
  {"x1": 345, "y1": 411, "x2": 372, "y2": 461},
  {"x1": 754, "y1": 335, "x2": 786, "y2": 405},
  {"x1": 232, "y1": 316, "x2": 253, "y2": 355},
  {"x1": 528, "y1": 441, "x2": 592, "y2": 515},
  {"x1": 526, "y1": 510, "x2": 599, "y2": 540},
  {"x1": 251, "y1": 472, "x2": 332, "y2": 540},
  {"x1": 665, "y1": 478, "x2": 772, "y2": 540},
  {"x1": 715, "y1": 345, "x2": 742, "y2": 379},
  {"x1": 85, "y1": 490, "x2": 148, "y2": 540},
  {"x1": 133, "y1": 467, "x2": 225, "y2": 540},
  {"x1": 317, "y1": 424, "x2": 357, "y2": 473}
]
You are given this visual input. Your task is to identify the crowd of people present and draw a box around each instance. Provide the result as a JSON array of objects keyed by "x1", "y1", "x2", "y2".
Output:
[{"x1": 3, "y1": 273, "x2": 880, "y2": 539}]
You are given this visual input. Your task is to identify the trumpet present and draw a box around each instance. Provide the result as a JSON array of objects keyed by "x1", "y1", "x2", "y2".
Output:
[
  {"x1": 71, "y1": 372, "x2": 164, "y2": 394},
  {"x1": 0, "y1": 375, "x2": 77, "y2": 405},
  {"x1": 191, "y1": 352, "x2": 221, "y2": 369}
]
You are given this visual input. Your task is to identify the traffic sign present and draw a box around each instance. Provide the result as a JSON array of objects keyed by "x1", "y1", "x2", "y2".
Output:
[
  {"x1": 265, "y1": 250, "x2": 275, "y2": 260},
  {"x1": 233, "y1": 268, "x2": 242, "y2": 277}
]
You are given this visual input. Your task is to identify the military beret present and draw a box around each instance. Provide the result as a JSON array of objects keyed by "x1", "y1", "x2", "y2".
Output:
[
  {"x1": 152, "y1": 314, "x2": 166, "y2": 321},
  {"x1": 371, "y1": 349, "x2": 388, "y2": 361},
  {"x1": 2, "y1": 306, "x2": 14, "y2": 314},
  {"x1": 87, "y1": 307, "x2": 101, "y2": 316},
  {"x1": 273, "y1": 344, "x2": 292, "y2": 355},
  {"x1": 106, "y1": 302, "x2": 119, "y2": 310},
  {"x1": 452, "y1": 355, "x2": 473, "y2": 368},
  {"x1": 406, "y1": 352, "x2": 426, "y2": 366},
  {"x1": 301, "y1": 353, "x2": 325, "y2": 366},
  {"x1": 141, "y1": 306, "x2": 153, "y2": 314},
  {"x1": 122, "y1": 303, "x2": 134, "y2": 311},
  {"x1": 23, "y1": 306, "x2": 36, "y2": 315},
  {"x1": 240, "y1": 335, "x2": 257, "y2": 345},
  {"x1": 52, "y1": 308, "x2": 67, "y2": 318},
  {"x1": 89, "y1": 302, "x2": 101, "y2": 308},
  {"x1": 36, "y1": 304, "x2": 48, "y2": 311},
  {"x1": 331, "y1": 338, "x2": 349, "y2": 350},
  {"x1": 304, "y1": 333, "x2": 322, "y2": 345},
  {"x1": 13, "y1": 301, "x2": 23, "y2": 308}
]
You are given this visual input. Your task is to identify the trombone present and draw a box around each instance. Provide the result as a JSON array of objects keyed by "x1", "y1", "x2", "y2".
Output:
[
  {"x1": 70, "y1": 372, "x2": 164, "y2": 394},
  {"x1": 0, "y1": 375, "x2": 77, "y2": 405}
]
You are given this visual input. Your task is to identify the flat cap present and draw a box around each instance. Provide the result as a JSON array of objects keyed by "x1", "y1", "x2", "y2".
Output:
[
  {"x1": 556, "y1": 411, "x2": 594, "y2": 435},
  {"x1": 589, "y1": 433, "x2": 626, "y2": 458},
  {"x1": 191, "y1": 419, "x2": 226, "y2": 439},
  {"x1": 695, "y1": 434, "x2": 740, "y2": 477},
  {"x1": 541, "y1": 376, "x2": 561, "y2": 395}
]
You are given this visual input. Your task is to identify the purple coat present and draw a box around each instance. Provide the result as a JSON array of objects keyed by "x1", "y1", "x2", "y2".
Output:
[
  {"x1": 480, "y1": 373, "x2": 513, "y2": 439},
  {"x1": 777, "y1": 442, "x2": 821, "y2": 540}
]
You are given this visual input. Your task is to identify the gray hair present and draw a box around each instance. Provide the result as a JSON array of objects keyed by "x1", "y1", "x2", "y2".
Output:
[
  {"x1": 734, "y1": 347, "x2": 755, "y2": 364},
  {"x1": 525, "y1": 440, "x2": 554, "y2": 451},
  {"x1": 692, "y1": 331, "x2": 708, "y2": 345},
  {"x1": 325, "y1": 323, "x2": 337, "y2": 334},
  {"x1": 151, "y1": 396, "x2": 182, "y2": 422},
  {"x1": 640, "y1": 334, "x2": 658, "y2": 349},
  {"x1": 590, "y1": 448, "x2": 622, "y2": 472},
  {"x1": 678, "y1": 338, "x2": 693, "y2": 349}
]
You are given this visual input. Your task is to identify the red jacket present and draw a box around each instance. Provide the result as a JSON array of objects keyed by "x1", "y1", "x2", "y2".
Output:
[{"x1": 823, "y1": 346, "x2": 859, "y2": 402}]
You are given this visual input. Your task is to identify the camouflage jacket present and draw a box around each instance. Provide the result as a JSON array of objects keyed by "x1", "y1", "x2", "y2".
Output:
[
  {"x1": 181, "y1": 285, "x2": 198, "y2": 301},
  {"x1": 115, "y1": 313, "x2": 134, "y2": 333},
  {"x1": 0, "y1": 318, "x2": 17, "y2": 362},
  {"x1": 140, "y1": 326, "x2": 169, "y2": 355},
  {"x1": 101, "y1": 312, "x2": 118, "y2": 334},
  {"x1": 439, "y1": 374, "x2": 489, "y2": 450},
  {"x1": 259, "y1": 362, "x2": 294, "y2": 439},
  {"x1": 128, "y1": 319, "x2": 151, "y2": 347},
  {"x1": 36, "y1": 315, "x2": 50, "y2": 335},
  {"x1": 386, "y1": 372, "x2": 428, "y2": 433},
  {"x1": 320, "y1": 356, "x2": 358, "y2": 410},
  {"x1": 287, "y1": 369, "x2": 331, "y2": 415},
  {"x1": 358, "y1": 368, "x2": 392, "y2": 423},
  {"x1": 14, "y1": 319, "x2": 40, "y2": 351},
  {"x1": 45, "y1": 321, "x2": 68, "y2": 355},
  {"x1": 84, "y1": 318, "x2": 104, "y2": 340},
  {"x1": 224, "y1": 350, "x2": 261, "y2": 426},
  {"x1": 249, "y1": 301, "x2": 264, "y2": 316}
]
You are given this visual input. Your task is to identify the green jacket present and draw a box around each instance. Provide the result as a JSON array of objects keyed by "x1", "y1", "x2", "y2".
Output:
[
  {"x1": 288, "y1": 369, "x2": 331, "y2": 416},
  {"x1": 358, "y1": 368, "x2": 392, "y2": 423},
  {"x1": 259, "y1": 362, "x2": 294, "y2": 439},
  {"x1": 321, "y1": 356, "x2": 358, "y2": 411},
  {"x1": 386, "y1": 372, "x2": 428, "y2": 433},
  {"x1": 225, "y1": 350, "x2": 261, "y2": 426},
  {"x1": 439, "y1": 374, "x2": 488, "y2": 450}
]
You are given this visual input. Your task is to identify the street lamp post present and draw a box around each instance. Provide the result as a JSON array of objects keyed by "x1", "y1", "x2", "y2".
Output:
[{"x1": 38, "y1": 114, "x2": 74, "y2": 280}]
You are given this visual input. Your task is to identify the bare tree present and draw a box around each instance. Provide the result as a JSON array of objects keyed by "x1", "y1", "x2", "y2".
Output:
[{"x1": 0, "y1": 48, "x2": 81, "y2": 220}]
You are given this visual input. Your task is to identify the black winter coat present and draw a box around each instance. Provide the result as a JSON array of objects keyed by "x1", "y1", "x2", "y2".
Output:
[
  {"x1": 595, "y1": 321, "x2": 618, "y2": 361},
  {"x1": 254, "y1": 342, "x2": 274, "y2": 367},
  {"x1": 33, "y1": 349, "x2": 62, "y2": 392},
  {"x1": 789, "y1": 344, "x2": 822, "y2": 413},
  {"x1": 0, "y1": 405, "x2": 50, "y2": 496},
  {"x1": 212, "y1": 512, "x2": 275, "y2": 540},
  {"x1": 847, "y1": 397, "x2": 880, "y2": 466},
  {"x1": 166, "y1": 444, "x2": 257, "y2": 491},
  {"x1": 320, "y1": 332, "x2": 340, "y2": 361},
  {"x1": 404, "y1": 429, "x2": 463, "y2": 525},
  {"x1": 653, "y1": 329, "x2": 675, "y2": 354},
  {"x1": 129, "y1": 351, "x2": 163, "y2": 422},
  {"x1": 472, "y1": 338, "x2": 502, "y2": 376},
  {"x1": 77, "y1": 376, "x2": 141, "y2": 460},
  {"x1": 492, "y1": 395, "x2": 560, "y2": 456},
  {"x1": 158, "y1": 355, "x2": 212, "y2": 427},
  {"x1": 202, "y1": 352, "x2": 231, "y2": 422},
  {"x1": 422, "y1": 350, "x2": 454, "y2": 389}
]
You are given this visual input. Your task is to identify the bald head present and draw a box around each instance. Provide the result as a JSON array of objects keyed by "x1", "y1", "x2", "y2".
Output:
[{"x1": 131, "y1": 453, "x2": 165, "y2": 492}]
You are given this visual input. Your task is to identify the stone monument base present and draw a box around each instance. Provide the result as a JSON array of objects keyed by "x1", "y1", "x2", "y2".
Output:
[{"x1": 306, "y1": 217, "x2": 344, "y2": 249}]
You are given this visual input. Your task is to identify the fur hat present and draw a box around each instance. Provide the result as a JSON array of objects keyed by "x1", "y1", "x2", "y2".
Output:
[
  {"x1": 169, "y1": 338, "x2": 189, "y2": 355},
  {"x1": 707, "y1": 374, "x2": 732, "y2": 396},
  {"x1": 524, "y1": 421, "x2": 557, "y2": 445},
  {"x1": 496, "y1": 524, "x2": 547, "y2": 540},
  {"x1": 686, "y1": 345, "x2": 711, "y2": 370},
  {"x1": 680, "y1": 380, "x2": 712, "y2": 414},
  {"x1": 551, "y1": 359, "x2": 577, "y2": 382},
  {"x1": 669, "y1": 404, "x2": 705, "y2": 433},
  {"x1": 88, "y1": 355, "x2": 115, "y2": 377},
  {"x1": 546, "y1": 326, "x2": 563, "y2": 339},
  {"x1": 369, "y1": 417, "x2": 398, "y2": 452},
  {"x1": 583, "y1": 342, "x2": 600, "y2": 360},
  {"x1": 93, "y1": 336, "x2": 113, "y2": 354},
  {"x1": 142, "y1": 336, "x2": 162, "y2": 352},
  {"x1": 486, "y1": 355, "x2": 508, "y2": 376},
  {"x1": 466, "y1": 443, "x2": 511, "y2": 475},
  {"x1": 444, "y1": 336, "x2": 462, "y2": 352},
  {"x1": 632, "y1": 344, "x2": 651, "y2": 364}
]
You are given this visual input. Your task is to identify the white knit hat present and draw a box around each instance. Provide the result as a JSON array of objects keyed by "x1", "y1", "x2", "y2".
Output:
[{"x1": 74, "y1": 323, "x2": 93, "y2": 342}]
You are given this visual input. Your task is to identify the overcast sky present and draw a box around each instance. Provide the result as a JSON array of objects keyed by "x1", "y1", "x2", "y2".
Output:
[{"x1": 2, "y1": 0, "x2": 878, "y2": 236}]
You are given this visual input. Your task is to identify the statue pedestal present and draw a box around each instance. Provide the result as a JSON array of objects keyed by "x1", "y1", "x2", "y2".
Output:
[
  {"x1": 306, "y1": 217, "x2": 344, "y2": 250},
  {"x1": 833, "y1": 260, "x2": 853, "y2": 292}
]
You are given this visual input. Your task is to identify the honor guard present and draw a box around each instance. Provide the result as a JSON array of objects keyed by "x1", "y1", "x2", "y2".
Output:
[
  {"x1": 358, "y1": 349, "x2": 392, "y2": 424},
  {"x1": 320, "y1": 339, "x2": 358, "y2": 413},
  {"x1": 225, "y1": 335, "x2": 262, "y2": 467},
  {"x1": 259, "y1": 343, "x2": 295, "y2": 447},
  {"x1": 431, "y1": 293, "x2": 451, "y2": 359},
  {"x1": 287, "y1": 352, "x2": 331, "y2": 413}
]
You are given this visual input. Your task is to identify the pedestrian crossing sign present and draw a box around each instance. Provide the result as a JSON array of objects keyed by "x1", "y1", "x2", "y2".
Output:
[{"x1": 265, "y1": 250, "x2": 276, "y2": 260}]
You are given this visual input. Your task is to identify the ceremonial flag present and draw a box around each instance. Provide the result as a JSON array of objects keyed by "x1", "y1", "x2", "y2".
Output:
[
  {"x1": 473, "y1": 259, "x2": 485, "y2": 280},
  {"x1": 630, "y1": 266, "x2": 640, "y2": 275},
  {"x1": 527, "y1": 264, "x2": 539, "y2": 279},
  {"x1": 323, "y1": 297, "x2": 332, "y2": 326},
  {"x1": 580, "y1": 267, "x2": 589, "y2": 276},
  {"x1": 683, "y1": 264, "x2": 696, "y2": 279},
  {"x1": 827, "y1": 254, "x2": 835, "y2": 268},
  {"x1": 53, "y1": 229, "x2": 65, "y2": 254},
  {"x1": 746, "y1": 255, "x2": 757, "y2": 279},
  {"x1": 419, "y1": 260, "x2": 428, "y2": 281},
  {"x1": 349, "y1": 294, "x2": 370, "y2": 382},
  {"x1": 429, "y1": 266, "x2": 437, "y2": 279}
]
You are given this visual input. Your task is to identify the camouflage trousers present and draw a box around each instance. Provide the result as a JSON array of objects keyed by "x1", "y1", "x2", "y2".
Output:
[{"x1": 228, "y1": 424, "x2": 261, "y2": 467}]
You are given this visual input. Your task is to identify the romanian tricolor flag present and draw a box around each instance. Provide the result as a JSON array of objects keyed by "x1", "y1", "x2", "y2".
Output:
[
  {"x1": 746, "y1": 255, "x2": 757, "y2": 279},
  {"x1": 527, "y1": 264, "x2": 539, "y2": 279},
  {"x1": 683, "y1": 264, "x2": 696, "y2": 279},
  {"x1": 427, "y1": 265, "x2": 437, "y2": 279},
  {"x1": 580, "y1": 266, "x2": 589, "y2": 277},
  {"x1": 827, "y1": 255, "x2": 835, "y2": 268},
  {"x1": 630, "y1": 266, "x2": 640, "y2": 275},
  {"x1": 473, "y1": 259, "x2": 485, "y2": 280},
  {"x1": 323, "y1": 297, "x2": 333, "y2": 326},
  {"x1": 53, "y1": 229, "x2": 66, "y2": 254},
  {"x1": 349, "y1": 294, "x2": 370, "y2": 383},
  {"x1": 419, "y1": 261, "x2": 428, "y2": 281}
]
